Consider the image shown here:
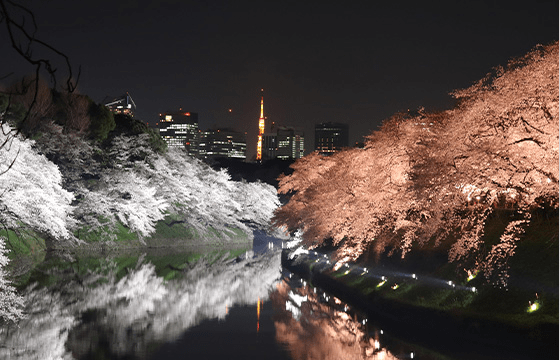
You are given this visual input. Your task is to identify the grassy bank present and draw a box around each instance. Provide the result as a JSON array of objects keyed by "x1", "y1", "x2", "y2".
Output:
[
  {"x1": 3, "y1": 214, "x2": 253, "y2": 285},
  {"x1": 55, "y1": 213, "x2": 252, "y2": 251}
]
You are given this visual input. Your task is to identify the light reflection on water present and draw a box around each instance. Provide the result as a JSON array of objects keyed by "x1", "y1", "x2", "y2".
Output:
[
  {"x1": 271, "y1": 275, "x2": 403, "y2": 360},
  {"x1": 0, "y1": 248, "x2": 283, "y2": 360},
  {"x1": 0, "y1": 246, "x2": 545, "y2": 360}
]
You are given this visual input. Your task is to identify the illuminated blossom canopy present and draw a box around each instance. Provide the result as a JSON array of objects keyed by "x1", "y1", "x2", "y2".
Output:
[{"x1": 273, "y1": 42, "x2": 559, "y2": 285}]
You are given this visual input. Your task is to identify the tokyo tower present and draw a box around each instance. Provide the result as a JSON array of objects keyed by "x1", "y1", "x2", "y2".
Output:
[{"x1": 256, "y1": 89, "x2": 265, "y2": 161}]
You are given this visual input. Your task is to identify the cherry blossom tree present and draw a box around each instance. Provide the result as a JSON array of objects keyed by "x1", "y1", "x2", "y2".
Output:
[
  {"x1": 68, "y1": 132, "x2": 279, "y2": 243},
  {"x1": 0, "y1": 125, "x2": 74, "y2": 240},
  {"x1": 0, "y1": 238, "x2": 24, "y2": 323},
  {"x1": 274, "y1": 42, "x2": 558, "y2": 283},
  {"x1": 430, "y1": 42, "x2": 558, "y2": 284},
  {"x1": 0, "y1": 124, "x2": 75, "y2": 322},
  {"x1": 273, "y1": 115, "x2": 427, "y2": 266},
  {"x1": 0, "y1": 0, "x2": 78, "y2": 322}
]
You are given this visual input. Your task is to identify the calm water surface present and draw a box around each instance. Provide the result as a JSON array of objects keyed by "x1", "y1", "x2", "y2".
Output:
[{"x1": 0, "y1": 238, "x2": 553, "y2": 360}]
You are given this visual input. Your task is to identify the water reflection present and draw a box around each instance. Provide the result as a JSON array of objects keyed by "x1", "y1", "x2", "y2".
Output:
[
  {"x1": 1, "y1": 248, "x2": 546, "y2": 360},
  {"x1": 270, "y1": 276, "x2": 403, "y2": 360},
  {"x1": 0, "y1": 249, "x2": 282, "y2": 359}
]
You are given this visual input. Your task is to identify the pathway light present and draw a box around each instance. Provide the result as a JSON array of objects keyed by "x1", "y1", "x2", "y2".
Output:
[
  {"x1": 527, "y1": 301, "x2": 540, "y2": 313},
  {"x1": 467, "y1": 270, "x2": 477, "y2": 282}
]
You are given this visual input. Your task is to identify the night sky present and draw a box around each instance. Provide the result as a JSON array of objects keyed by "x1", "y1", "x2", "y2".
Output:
[{"x1": 1, "y1": 1, "x2": 558, "y2": 158}]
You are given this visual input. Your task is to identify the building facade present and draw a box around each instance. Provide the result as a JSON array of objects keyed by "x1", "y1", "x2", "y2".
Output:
[
  {"x1": 103, "y1": 92, "x2": 136, "y2": 117},
  {"x1": 158, "y1": 111, "x2": 199, "y2": 155},
  {"x1": 263, "y1": 126, "x2": 304, "y2": 160},
  {"x1": 198, "y1": 128, "x2": 247, "y2": 161},
  {"x1": 314, "y1": 122, "x2": 349, "y2": 155}
]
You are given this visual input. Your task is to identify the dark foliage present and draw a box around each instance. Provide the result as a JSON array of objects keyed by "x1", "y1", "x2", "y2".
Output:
[
  {"x1": 208, "y1": 157, "x2": 294, "y2": 188},
  {"x1": 88, "y1": 102, "x2": 115, "y2": 141},
  {"x1": 105, "y1": 113, "x2": 167, "y2": 154}
]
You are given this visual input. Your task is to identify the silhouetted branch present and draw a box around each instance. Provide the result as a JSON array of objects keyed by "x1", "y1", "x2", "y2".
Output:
[{"x1": 0, "y1": 0, "x2": 79, "y2": 138}]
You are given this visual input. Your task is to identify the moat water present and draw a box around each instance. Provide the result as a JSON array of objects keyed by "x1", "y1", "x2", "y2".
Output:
[{"x1": 0, "y1": 236, "x2": 554, "y2": 360}]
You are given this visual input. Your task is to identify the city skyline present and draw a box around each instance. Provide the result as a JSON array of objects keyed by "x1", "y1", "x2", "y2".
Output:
[{"x1": 1, "y1": 1, "x2": 557, "y2": 158}]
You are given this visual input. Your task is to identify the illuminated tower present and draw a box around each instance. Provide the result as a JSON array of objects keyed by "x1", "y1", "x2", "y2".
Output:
[{"x1": 256, "y1": 89, "x2": 265, "y2": 161}]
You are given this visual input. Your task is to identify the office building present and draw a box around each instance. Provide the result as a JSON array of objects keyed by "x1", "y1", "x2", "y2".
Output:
[
  {"x1": 263, "y1": 126, "x2": 304, "y2": 160},
  {"x1": 158, "y1": 111, "x2": 199, "y2": 155},
  {"x1": 199, "y1": 128, "x2": 246, "y2": 160},
  {"x1": 315, "y1": 122, "x2": 349, "y2": 155}
]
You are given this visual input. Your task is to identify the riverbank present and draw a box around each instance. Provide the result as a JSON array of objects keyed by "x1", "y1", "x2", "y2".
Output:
[
  {"x1": 282, "y1": 248, "x2": 558, "y2": 359},
  {"x1": 2, "y1": 218, "x2": 254, "y2": 288}
]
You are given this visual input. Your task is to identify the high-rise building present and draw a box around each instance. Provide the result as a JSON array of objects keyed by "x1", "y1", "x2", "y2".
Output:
[
  {"x1": 103, "y1": 92, "x2": 136, "y2": 117},
  {"x1": 314, "y1": 122, "x2": 349, "y2": 155},
  {"x1": 158, "y1": 111, "x2": 199, "y2": 155},
  {"x1": 198, "y1": 128, "x2": 247, "y2": 161},
  {"x1": 263, "y1": 126, "x2": 304, "y2": 160},
  {"x1": 256, "y1": 89, "x2": 265, "y2": 162}
]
